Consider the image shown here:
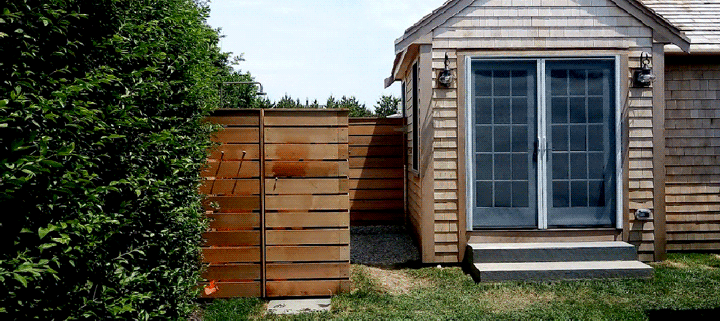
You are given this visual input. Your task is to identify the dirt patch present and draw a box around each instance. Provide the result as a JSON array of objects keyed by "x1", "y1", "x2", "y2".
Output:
[
  {"x1": 363, "y1": 266, "x2": 431, "y2": 295},
  {"x1": 478, "y1": 287, "x2": 556, "y2": 312}
]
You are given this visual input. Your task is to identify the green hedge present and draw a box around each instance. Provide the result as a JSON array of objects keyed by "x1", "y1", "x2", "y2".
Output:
[{"x1": 0, "y1": 0, "x2": 228, "y2": 319}]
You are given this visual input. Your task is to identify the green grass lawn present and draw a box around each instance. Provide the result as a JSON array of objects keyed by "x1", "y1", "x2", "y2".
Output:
[{"x1": 199, "y1": 253, "x2": 720, "y2": 320}]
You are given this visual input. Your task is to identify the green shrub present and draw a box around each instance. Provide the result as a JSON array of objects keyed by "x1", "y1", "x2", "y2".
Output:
[{"x1": 0, "y1": 0, "x2": 228, "y2": 319}]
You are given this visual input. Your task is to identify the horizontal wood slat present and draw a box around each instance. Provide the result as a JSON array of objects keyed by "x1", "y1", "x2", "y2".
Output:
[
  {"x1": 205, "y1": 110, "x2": 260, "y2": 126},
  {"x1": 212, "y1": 128, "x2": 259, "y2": 143},
  {"x1": 202, "y1": 196, "x2": 260, "y2": 212},
  {"x1": 206, "y1": 213, "x2": 260, "y2": 230},
  {"x1": 201, "y1": 161, "x2": 260, "y2": 179},
  {"x1": 265, "y1": 178, "x2": 349, "y2": 194},
  {"x1": 350, "y1": 189, "x2": 404, "y2": 200},
  {"x1": 202, "y1": 247, "x2": 260, "y2": 263},
  {"x1": 265, "y1": 144, "x2": 349, "y2": 160},
  {"x1": 265, "y1": 262, "x2": 350, "y2": 280},
  {"x1": 264, "y1": 127, "x2": 348, "y2": 144},
  {"x1": 349, "y1": 178, "x2": 404, "y2": 189},
  {"x1": 265, "y1": 195, "x2": 349, "y2": 211},
  {"x1": 350, "y1": 146, "x2": 403, "y2": 157},
  {"x1": 202, "y1": 264, "x2": 261, "y2": 281},
  {"x1": 350, "y1": 157, "x2": 403, "y2": 168},
  {"x1": 265, "y1": 212, "x2": 349, "y2": 228},
  {"x1": 203, "y1": 231, "x2": 261, "y2": 246},
  {"x1": 266, "y1": 229, "x2": 350, "y2": 245},
  {"x1": 208, "y1": 144, "x2": 260, "y2": 161},
  {"x1": 264, "y1": 110, "x2": 349, "y2": 126},
  {"x1": 350, "y1": 168, "x2": 404, "y2": 179},
  {"x1": 349, "y1": 124, "x2": 403, "y2": 136},
  {"x1": 200, "y1": 179, "x2": 260, "y2": 196},
  {"x1": 265, "y1": 161, "x2": 349, "y2": 178},
  {"x1": 266, "y1": 246, "x2": 350, "y2": 262},
  {"x1": 265, "y1": 280, "x2": 351, "y2": 297},
  {"x1": 200, "y1": 281, "x2": 261, "y2": 298}
]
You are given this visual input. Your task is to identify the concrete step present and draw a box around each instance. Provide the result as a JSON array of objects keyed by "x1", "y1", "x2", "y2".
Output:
[
  {"x1": 468, "y1": 260, "x2": 653, "y2": 283},
  {"x1": 467, "y1": 241, "x2": 639, "y2": 263}
]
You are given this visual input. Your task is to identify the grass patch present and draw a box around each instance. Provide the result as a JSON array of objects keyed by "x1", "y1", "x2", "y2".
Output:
[{"x1": 199, "y1": 253, "x2": 720, "y2": 320}]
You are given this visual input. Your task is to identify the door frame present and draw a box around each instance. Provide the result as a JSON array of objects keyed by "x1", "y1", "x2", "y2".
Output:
[{"x1": 463, "y1": 54, "x2": 624, "y2": 231}]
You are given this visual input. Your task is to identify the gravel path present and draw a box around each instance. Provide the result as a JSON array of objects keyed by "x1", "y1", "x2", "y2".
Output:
[{"x1": 351, "y1": 225, "x2": 421, "y2": 267}]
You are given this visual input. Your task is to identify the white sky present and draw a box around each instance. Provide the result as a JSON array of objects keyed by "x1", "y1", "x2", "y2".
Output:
[{"x1": 207, "y1": 0, "x2": 446, "y2": 109}]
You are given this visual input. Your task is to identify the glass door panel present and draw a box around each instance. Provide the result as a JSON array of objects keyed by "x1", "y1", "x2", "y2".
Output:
[
  {"x1": 471, "y1": 61, "x2": 537, "y2": 228},
  {"x1": 545, "y1": 61, "x2": 616, "y2": 227}
]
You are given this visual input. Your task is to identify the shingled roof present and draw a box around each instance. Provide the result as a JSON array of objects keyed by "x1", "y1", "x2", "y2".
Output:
[{"x1": 642, "y1": 0, "x2": 720, "y2": 53}]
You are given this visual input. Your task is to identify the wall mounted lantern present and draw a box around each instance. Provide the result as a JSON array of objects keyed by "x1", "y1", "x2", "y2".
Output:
[
  {"x1": 438, "y1": 53, "x2": 454, "y2": 87},
  {"x1": 632, "y1": 52, "x2": 656, "y2": 88}
]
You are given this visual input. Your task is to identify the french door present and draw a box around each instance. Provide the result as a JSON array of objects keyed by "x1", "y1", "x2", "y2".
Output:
[{"x1": 468, "y1": 58, "x2": 617, "y2": 229}]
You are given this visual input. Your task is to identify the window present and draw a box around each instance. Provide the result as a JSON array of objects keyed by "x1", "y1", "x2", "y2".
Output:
[
  {"x1": 412, "y1": 63, "x2": 419, "y2": 172},
  {"x1": 467, "y1": 58, "x2": 618, "y2": 230}
]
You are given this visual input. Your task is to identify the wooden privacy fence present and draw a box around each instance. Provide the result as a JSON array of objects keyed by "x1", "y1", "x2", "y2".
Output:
[
  {"x1": 349, "y1": 117, "x2": 406, "y2": 225},
  {"x1": 200, "y1": 109, "x2": 350, "y2": 298}
]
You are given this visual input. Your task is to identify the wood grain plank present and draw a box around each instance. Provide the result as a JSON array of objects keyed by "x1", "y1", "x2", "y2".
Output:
[
  {"x1": 349, "y1": 178, "x2": 404, "y2": 190},
  {"x1": 203, "y1": 231, "x2": 261, "y2": 246},
  {"x1": 202, "y1": 247, "x2": 260, "y2": 263},
  {"x1": 202, "y1": 264, "x2": 261, "y2": 281},
  {"x1": 350, "y1": 199, "x2": 404, "y2": 210},
  {"x1": 349, "y1": 135, "x2": 404, "y2": 146},
  {"x1": 264, "y1": 110, "x2": 348, "y2": 126},
  {"x1": 265, "y1": 144, "x2": 349, "y2": 161},
  {"x1": 201, "y1": 161, "x2": 260, "y2": 179},
  {"x1": 265, "y1": 280, "x2": 351, "y2": 297},
  {"x1": 200, "y1": 179, "x2": 260, "y2": 196},
  {"x1": 265, "y1": 195, "x2": 349, "y2": 211},
  {"x1": 265, "y1": 161, "x2": 349, "y2": 178},
  {"x1": 266, "y1": 229, "x2": 350, "y2": 245},
  {"x1": 265, "y1": 212, "x2": 349, "y2": 228},
  {"x1": 199, "y1": 281, "x2": 261, "y2": 298},
  {"x1": 349, "y1": 157, "x2": 403, "y2": 169},
  {"x1": 265, "y1": 245, "x2": 349, "y2": 262},
  {"x1": 265, "y1": 262, "x2": 350, "y2": 280},
  {"x1": 212, "y1": 128, "x2": 259, "y2": 144},
  {"x1": 208, "y1": 144, "x2": 260, "y2": 161},
  {"x1": 202, "y1": 196, "x2": 260, "y2": 212},
  {"x1": 349, "y1": 168, "x2": 404, "y2": 179},
  {"x1": 349, "y1": 124, "x2": 403, "y2": 136},
  {"x1": 205, "y1": 111, "x2": 260, "y2": 126},
  {"x1": 349, "y1": 146, "x2": 403, "y2": 157},
  {"x1": 264, "y1": 127, "x2": 348, "y2": 144},
  {"x1": 206, "y1": 213, "x2": 260, "y2": 229},
  {"x1": 265, "y1": 178, "x2": 349, "y2": 194}
]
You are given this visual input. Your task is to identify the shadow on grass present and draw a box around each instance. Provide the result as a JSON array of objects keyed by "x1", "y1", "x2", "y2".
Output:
[{"x1": 646, "y1": 308, "x2": 720, "y2": 319}]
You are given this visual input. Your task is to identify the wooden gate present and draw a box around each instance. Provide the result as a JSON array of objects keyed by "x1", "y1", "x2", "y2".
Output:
[{"x1": 200, "y1": 109, "x2": 350, "y2": 298}]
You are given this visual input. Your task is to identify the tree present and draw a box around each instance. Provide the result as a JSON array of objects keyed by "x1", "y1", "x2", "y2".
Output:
[
  {"x1": 374, "y1": 95, "x2": 402, "y2": 118},
  {"x1": 334, "y1": 96, "x2": 373, "y2": 117},
  {"x1": 0, "y1": 0, "x2": 228, "y2": 318}
]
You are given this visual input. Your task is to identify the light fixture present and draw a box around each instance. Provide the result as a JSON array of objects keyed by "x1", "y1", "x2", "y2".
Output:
[
  {"x1": 632, "y1": 52, "x2": 656, "y2": 88},
  {"x1": 438, "y1": 53, "x2": 453, "y2": 87},
  {"x1": 635, "y1": 208, "x2": 652, "y2": 220}
]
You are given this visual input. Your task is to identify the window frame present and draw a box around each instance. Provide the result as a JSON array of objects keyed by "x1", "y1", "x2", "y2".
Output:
[
  {"x1": 412, "y1": 62, "x2": 420, "y2": 173},
  {"x1": 464, "y1": 55, "x2": 623, "y2": 231}
]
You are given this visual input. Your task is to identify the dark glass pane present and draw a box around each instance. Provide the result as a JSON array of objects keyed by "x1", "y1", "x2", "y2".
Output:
[
  {"x1": 512, "y1": 70, "x2": 528, "y2": 96},
  {"x1": 553, "y1": 181, "x2": 569, "y2": 208},
  {"x1": 495, "y1": 154, "x2": 511, "y2": 180},
  {"x1": 551, "y1": 98, "x2": 568, "y2": 123},
  {"x1": 495, "y1": 70, "x2": 511, "y2": 96},
  {"x1": 552, "y1": 152, "x2": 569, "y2": 179},
  {"x1": 475, "y1": 70, "x2": 492, "y2": 96},
  {"x1": 571, "y1": 181, "x2": 588, "y2": 207},
  {"x1": 512, "y1": 181, "x2": 529, "y2": 207},
  {"x1": 512, "y1": 154, "x2": 528, "y2": 180},
  {"x1": 569, "y1": 69, "x2": 586, "y2": 95},
  {"x1": 587, "y1": 70, "x2": 604, "y2": 95},
  {"x1": 589, "y1": 181, "x2": 605, "y2": 207},
  {"x1": 570, "y1": 125, "x2": 587, "y2": 151},
  {"x1": 511, "y1": 98, "x2": 528, "y2": 124},
  {"x1": 552, "y1": 125, "x2": 568, "y2": 151},
  {"x1": 476, "y1": 98, "x2": 492, "y2": 124},
  {"x1": 588, "y1": 154, "x2": 604, "y2": 180},
  {"x1": 570, "y1": 97, "x2": 586, "y2": 123},
  {"x1": 588, "y1": 125, "x2": 603, "y2": 151},
  {"x1": 512, "y1": 126, "x2": 528, "y2": 153},
  {"x1": 476, "y1": 181, "x2": 492, "y2": 207},
  {"x1": 495, "y1": 182, "x2": 511, "y2": 207},
  {"x1": 494, "y1": 98, "x2": 511, "y2": 124},
  {"x1": 571, "y1": 153, "x2": 587, "y2": 179},
  {"x1": 494, "y1": 126, "x2": 510, "y2": 152},
  {"x1": 588, "y1": 97, "x2": 603, "y2": 123},
  {"x1": 476, "y1": 154, "x2": 492, "y2": 180},
  {"x1": 550, "y1": 69, "x2": 567, "y2": 96},
  {"x1": 476, "y1": 126, "x2": 492, "y2": 152}
]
